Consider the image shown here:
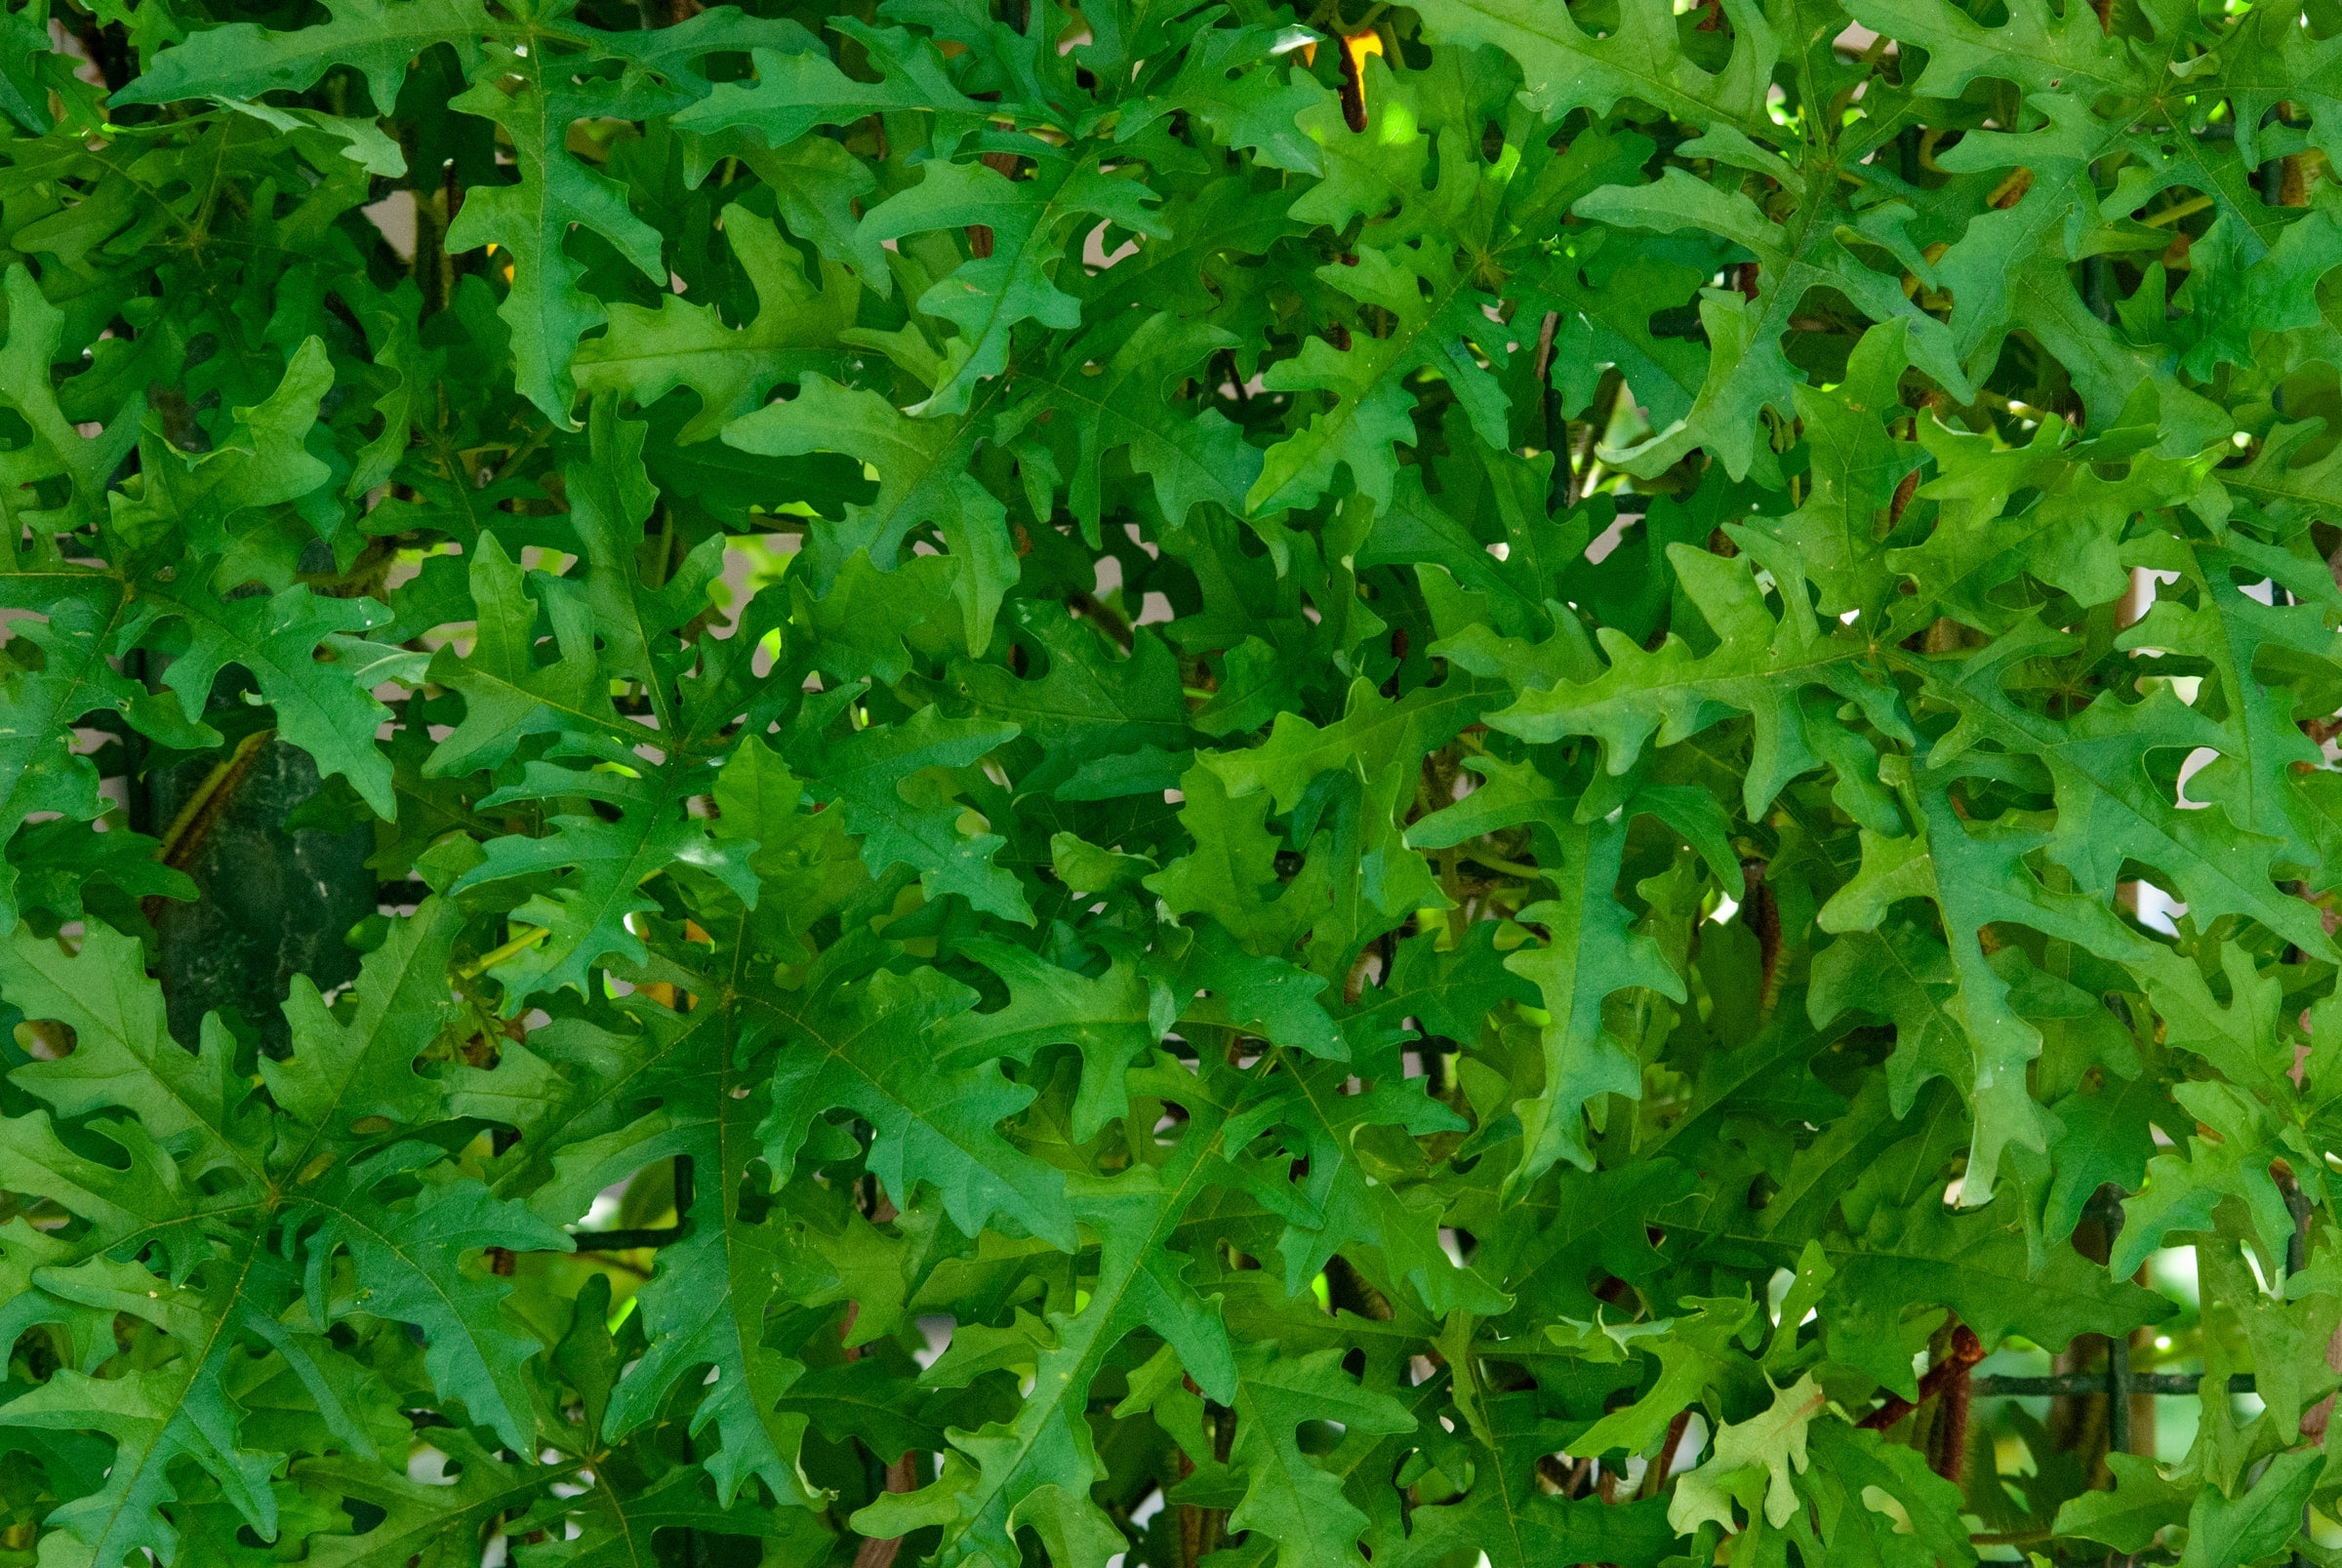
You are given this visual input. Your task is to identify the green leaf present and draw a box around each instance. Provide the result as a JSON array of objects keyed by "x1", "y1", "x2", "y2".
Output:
[
  {"x1": 725, "y1": 375, "x2": 1017, "y2": 655},
  {"x1": 1563, "y1": 1297, "x2": 1755, "y2": 1458},
  {"x1": 859, "y1": 145, "x2": 1163, "y2": 418},
  {"x1": 2054, "y1": 1452, "x2": 2190, "y2": 1554},
  {"x1": 931, "y1": 939, "x2": 1164, "y2": 1143},
  {"x1": 1382, "y1": 1393, "x2": 1678, "y2": 1568},
  {"x1": 1147, "y1": 764, "x2": 1327, "y2": 955},
  {"x1": 0, "y1": 265, "x2": 141, "y2": 539},
  {"x1": 441, "y1": 46, "x2": 673, "y2": 422},
  {"x1": 1, "y1": 1307, "x2": 280, "y2": 1567},
  {"x1": 1667, "y1": 1374, "x2": 1824, "y2": 1534},
  {"x1": 798, "y1": 705, "x2": 1030, "y2": 923},
  {"x1": 1222, "y1": 1344, "x2": 1416, "y2": 1568},
  {"x1": 1505, "y1": 808, "x2": 1686, "y2": 1187},
  {"x1": 141, "y1": 579, "x2": 401, "y2": 817},
  {"x1": 575, "y1": 203, "x2": 859, "y2": 441},
  {"x1": 760, "y1": 964, "x2": 1074, "y2": 1248},
  {"x1": 301, "y1": 1167, "x2": 572, "y2": 1452},
  {"x1": 2, "y1": 922, "x2": 264, "y2": 1182},
  {"x1": 1002, "y1": 311, "x2": 1260, "y2": 539},
  {"x1": 0, "y1": 594, "x2": 147, "y2": 931},
  {"x1": 1412, "y1": 0, "x2": 1775, "y2": 136},
  {"x1": 1248, "y1": 245, "x2": 1508, "y2": 517},
  {"x1": 2178, "y1": 1449, "x2": 2321, "y2": 1568},
  {"x1": 454, "y1": 757, "x2": 758, "y2": 1009},
  {"x1": 424, "y1": 532, "x2": 626, "y2": 778},
  {"x1": 116, "y1": 0, "x2": 495, "y2": 112}
]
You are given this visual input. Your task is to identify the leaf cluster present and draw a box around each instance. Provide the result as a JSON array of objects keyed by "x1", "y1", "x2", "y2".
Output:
[{"x1": 3, "y1": 0, "x2": 2342, "y2": 1560}]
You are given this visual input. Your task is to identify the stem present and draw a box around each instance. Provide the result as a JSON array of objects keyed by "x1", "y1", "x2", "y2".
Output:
[
  {"x1": 2142, "y1": 193, "x2": 2213, "y2": 227},
  {"x1": 461, "y1": 923, "x2": 551, "y2": 979},
  {"x1": 153, "y1": 728, "x2": 275, "y2": 871},
  {"x1": 1460, "y1": 849, "x2": 1546, "y2": 881}
]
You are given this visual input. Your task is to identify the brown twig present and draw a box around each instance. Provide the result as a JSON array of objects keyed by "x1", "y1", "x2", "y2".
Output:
[
  {"x1": 851, "y1": 1456, "x2": 920, "y2": 1568},
  {"x1": 1858, "y1": 1323, "x2": 1983, "y2": 1432},
  {"x1": 1637, "y1": 1410, "x2": 1692, "y2": 1500},
  {"x1": 1886, "y1": 464, "x2": 1920, "y2": 530},
  {"x1": 1066, "y1": 588, "x2": 1135, "y2": 651}
]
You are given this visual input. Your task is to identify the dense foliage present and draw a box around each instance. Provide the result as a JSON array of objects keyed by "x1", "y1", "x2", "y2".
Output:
[{"x1": 5, "y1": 0, "x2": 2342, "y2": 1559}]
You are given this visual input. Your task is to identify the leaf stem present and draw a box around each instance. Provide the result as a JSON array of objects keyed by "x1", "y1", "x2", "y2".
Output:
[
  {"x1": 153, "y1": 727, "x2": 276, "y2": 871},
  {"x1": 1461, "y1": 849, "x2": 1545, "y2": 881},
  {"x1": 461, "y1": 924, "x2": 551, "y2": 979},
  {"x1": 2142, "y1": 193, "x2": 2213, "y2": 227}
]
